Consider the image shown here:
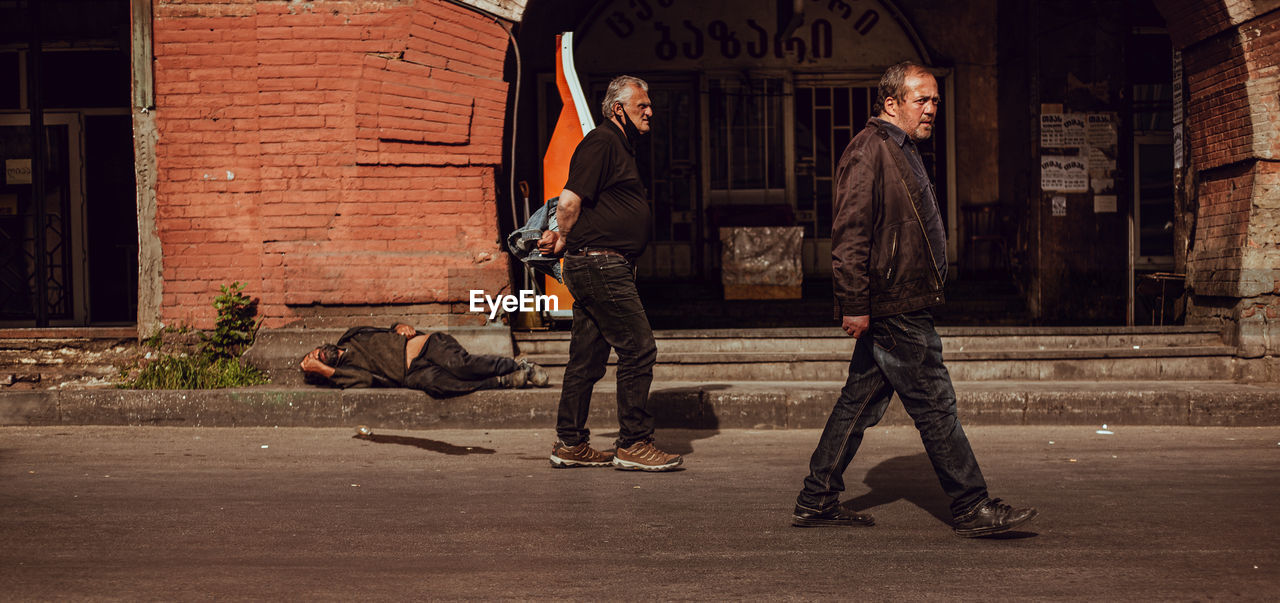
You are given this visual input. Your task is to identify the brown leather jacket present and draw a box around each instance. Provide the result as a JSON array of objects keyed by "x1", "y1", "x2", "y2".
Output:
[{"x1": 832, "y1": 118, "x2": 945, "y2": 319}]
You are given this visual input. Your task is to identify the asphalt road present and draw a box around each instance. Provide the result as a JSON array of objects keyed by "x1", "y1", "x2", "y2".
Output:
[{"x1": 2, "y1": 425, "x2": 1277, "y2": 600}]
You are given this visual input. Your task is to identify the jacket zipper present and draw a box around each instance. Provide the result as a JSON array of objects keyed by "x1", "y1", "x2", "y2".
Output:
[
  {"x1": 899, "y1": 176, "x2": 943, "y2": 290},
  {"x1": 885, "y1": 231, "x2": 898, "y2": 281}
]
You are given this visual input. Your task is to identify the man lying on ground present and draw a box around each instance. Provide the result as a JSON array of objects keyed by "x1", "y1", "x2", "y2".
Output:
[{"x1": 300, "y1": 323, "x2": 548, "y2": 397}]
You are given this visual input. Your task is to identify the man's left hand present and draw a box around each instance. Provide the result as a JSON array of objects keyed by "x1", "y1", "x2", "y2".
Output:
[{"x1": 394, "y1": 324, "x2": 416, "y2": 338}]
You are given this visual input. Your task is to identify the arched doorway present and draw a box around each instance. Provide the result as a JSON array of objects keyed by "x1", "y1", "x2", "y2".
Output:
[{"x1": 531, "y1": 0, "x2": 952, "y2": 327}]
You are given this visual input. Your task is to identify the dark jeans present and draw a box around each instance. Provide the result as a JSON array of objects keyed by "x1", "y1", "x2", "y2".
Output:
[
  {"x1": 556, "y1": 253, "x2": 657, "y2": 449},
  {"x1": 403, "y1": 332, "x2": 518, "y2": 398},
  {"x1": 796, "y1": 310, "x2": 989, "y2": 519}
]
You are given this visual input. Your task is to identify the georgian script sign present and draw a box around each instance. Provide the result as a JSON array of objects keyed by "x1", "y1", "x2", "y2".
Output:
[{"x1": 577, "y1": 0, "x2": 928, "y2": 72}]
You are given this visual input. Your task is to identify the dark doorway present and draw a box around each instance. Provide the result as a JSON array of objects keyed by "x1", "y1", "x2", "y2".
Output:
[{"x1": 0, "y1": 0, "x2": 136, "y2": 325}]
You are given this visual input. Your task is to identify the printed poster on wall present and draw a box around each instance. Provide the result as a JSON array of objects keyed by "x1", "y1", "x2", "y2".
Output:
[
  {"x1": 1094, "y1": 195, "x2": 1117, "y2": 213},
  {"x1": 1040, "y1": 112, "x2": 1064, "y2": 147},
  {"x1": 1041, "y1": 156, "x2": 1066, "y2": 191},
  {"x1": 1172, "y1": 50, "x2": 1184, "y2": 125},
  {"x1": 1086, "y1": 113, "x2": 1118, "y2": 189},
  {"x1": 1062, "y1": 158, "x2": 1089, "y2": 193},
  {"x1": 1173, "y1": 124, "x2": 1184, "y2": 169},
  {"x1": 1063, "y1": 114, "x2": 1087, "y2": 147},
  {"x1": 5, "y1": 159, "x2": 31, "y2": 185}
]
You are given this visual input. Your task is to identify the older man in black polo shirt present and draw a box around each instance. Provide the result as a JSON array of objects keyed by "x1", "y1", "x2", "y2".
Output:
[{"x1": 538, "y1": 75, "x2": 682, "y2": 472}]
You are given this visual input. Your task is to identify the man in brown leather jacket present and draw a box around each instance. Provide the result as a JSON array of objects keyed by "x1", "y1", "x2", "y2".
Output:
[{"x1": 791, "y1": 62, "x2": 1038, "y2": 537}]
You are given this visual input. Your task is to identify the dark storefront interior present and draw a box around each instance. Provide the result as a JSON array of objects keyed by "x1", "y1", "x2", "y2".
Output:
[
  {"x1": 0, "y1": 0, "x2": 137, "y2": 327},
  {"x1": 508, "y1": 0, "x2": 1180, "y2": 330}
]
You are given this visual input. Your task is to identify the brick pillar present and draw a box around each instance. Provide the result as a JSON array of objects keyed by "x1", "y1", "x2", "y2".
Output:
[
  {"x1": 149, "y1": 0, "x2": 526, "y2": 330},
  {"x1": 1158, "y1": 0, "x2": 1280, "y2": 375}
]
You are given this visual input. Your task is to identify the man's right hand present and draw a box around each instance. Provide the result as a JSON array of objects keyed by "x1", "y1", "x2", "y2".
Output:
[
  {"x1": 842, "y1": 315, "x2": 870, "y2": 339},
  {"x1": 300, "y1": 349, "x2": 332, "y2": 376}
]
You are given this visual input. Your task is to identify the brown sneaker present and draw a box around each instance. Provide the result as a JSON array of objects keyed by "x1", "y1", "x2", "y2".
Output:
[
  {"x1": 612, "y1": 439, "x2": 682, "y2": 472},
  {"x1": 549, "y1": 441, "x2": 613, "y2": 468}
]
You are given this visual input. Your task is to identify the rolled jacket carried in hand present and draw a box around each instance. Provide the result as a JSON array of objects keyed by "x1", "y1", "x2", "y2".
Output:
[{"x1": 506, "y1": 197, "x2": 562, "y2": 283}]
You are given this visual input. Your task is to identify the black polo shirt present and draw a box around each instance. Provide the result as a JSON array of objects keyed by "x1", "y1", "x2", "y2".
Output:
[{"x1": 563, "y1": 120, "x2": 650, "y2": 257}]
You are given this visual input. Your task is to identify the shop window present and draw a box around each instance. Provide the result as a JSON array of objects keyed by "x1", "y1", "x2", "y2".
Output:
[
  {"x1": 707, "y1": 76, "x2": 786, "y2": 205},
  {"x1": 0, "y1": 53, "x2": 18, "y2": 109}
]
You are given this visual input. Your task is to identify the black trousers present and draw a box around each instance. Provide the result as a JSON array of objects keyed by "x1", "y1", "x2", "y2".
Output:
[
  {"x1": 555, "y1": 253, "x2": 658, "y2": 449},
  {"x1": 796, "y1": 310, "x2": 989, "y2": 519},
  {"x1": 403, "y1": 332, "x2": 518, "y2": 398}
]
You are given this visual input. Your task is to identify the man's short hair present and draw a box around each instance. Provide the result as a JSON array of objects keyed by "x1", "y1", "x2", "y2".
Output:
[
  {"x1": 874, "y1": 61, "x2": 930, "y2": 116},
  {"x1": 600, "y1": 75, "x2": 649, "y2": 121},
  {"x1": 316, "y1": 344, "x2": 342, "y2": 366}
]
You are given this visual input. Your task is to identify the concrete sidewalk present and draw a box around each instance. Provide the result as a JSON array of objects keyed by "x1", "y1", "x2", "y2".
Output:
[{"x1": 2, "y1": 379, "x2": 1277, "y2": 428}]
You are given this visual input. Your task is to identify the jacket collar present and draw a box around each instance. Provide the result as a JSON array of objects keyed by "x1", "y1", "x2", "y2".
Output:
[
  {"x1": 865, "y1": 118, "x2": 926, "y2": 211},
  {"x1": 869, "y1": 116, "x2": 911, "y2": 150}
]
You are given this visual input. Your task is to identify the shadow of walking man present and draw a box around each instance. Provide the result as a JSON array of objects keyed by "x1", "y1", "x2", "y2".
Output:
[
  {"x1": 843, "y1": 453, "x2": 953, "y2": 526},
  {"x1": 353, "y1": 433, "x2": 496, "y2": 455}
]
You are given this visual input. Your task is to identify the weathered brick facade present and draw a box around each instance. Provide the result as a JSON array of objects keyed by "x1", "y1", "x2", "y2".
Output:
[
  {"x1": 149, "y1": 0, "x2": 516, "y2": 329},
  {"x1": 1160, "y1": 0, "x2": 1280, "y2": 359}
]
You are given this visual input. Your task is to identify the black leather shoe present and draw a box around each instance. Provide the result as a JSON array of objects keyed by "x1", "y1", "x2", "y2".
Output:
[
  {"x1": 791, "y1": 505, "x2": 875, "y2": 528},
  {"x1": 953, "y1": 498, "x2": 1038, "y2": 537}
]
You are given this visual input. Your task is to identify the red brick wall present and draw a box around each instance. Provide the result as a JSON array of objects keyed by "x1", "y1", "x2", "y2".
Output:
[
  {"x1": 1158, "y1": 1, "x2": 1280, "y2": 357},
  {"x1": 1159, "y1": 0, "x2": 1259, "y2": 49},
  {"x1": 152, "y1": 0, "x2": 512, "y2": 328},
  {"x1": 1189, "y1": 162, "x2": 1255, "y2": 297},
  {"x1": 1180, "y1": 7, "x2": 1280, "y2": 171}
]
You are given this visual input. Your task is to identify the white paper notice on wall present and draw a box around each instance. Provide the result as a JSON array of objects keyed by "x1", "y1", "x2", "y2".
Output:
[
  {"x1": 1086, "y1": 114, "x2": 1117, "y2": 149},
  {"x1": 1063, "y1": 157, "x2": 1089, "y2": 193},
  {"x1": 1041, "y1": 156, "x2": 1066, "y2": 191},
  {"x1": 1173, "y1": 124, "x2": 1184, "y2": 169},
  {"x1": 1041, "y1": 113, "x2": 1064, "y2": 147},
  {"x1": 5, "y1": 159, "x2": 32, "y2": 185},
  {"x1": 1052, "y1": 196, "x2": 1067, "y2": 217},
  {"x1": 1094, "y1": 195, "x2": 1117, "y2": 213},
  {"x1": 1063, "y1": 114, "x2": 1087, "y2": 147}
]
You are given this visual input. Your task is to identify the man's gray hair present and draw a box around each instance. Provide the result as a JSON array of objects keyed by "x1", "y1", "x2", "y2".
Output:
[
  {"x1": 601, "y1": 75, "x2": 649, "y2": 121},
  {"x1": 874, "y1": 61, "x2": 929, "y2": 116}
]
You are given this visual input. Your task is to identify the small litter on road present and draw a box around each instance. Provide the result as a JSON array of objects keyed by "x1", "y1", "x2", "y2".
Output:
[
  {"x1": 1096, "y1": 424, "x2": 1114, "y2": 435},
  {"x1": 1048, "y1": 441, "x2": 1055, "y2": 445},
  {"x1": 260, "y1": 445, "x2": 269, "y2": 449}
]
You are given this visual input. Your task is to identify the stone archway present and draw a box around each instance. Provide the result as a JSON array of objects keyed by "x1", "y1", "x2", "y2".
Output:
[{"x1": 1151, "y1": 0, "x2": 1280, "y2": 371}]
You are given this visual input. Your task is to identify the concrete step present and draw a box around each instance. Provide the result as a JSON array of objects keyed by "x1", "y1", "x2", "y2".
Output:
[
  {"x1": 513, "y1": 326, "x2": 1237, "y2": 382},
  {"x1": 0, "y1": 328, "x2": 140, "y2": 388},
  {"x1": 3, "y1": 380, "x2": 1276, "y2": 428},
  {"x1": 514, "y1": 326, "x2": 1227, "y2": 355}
]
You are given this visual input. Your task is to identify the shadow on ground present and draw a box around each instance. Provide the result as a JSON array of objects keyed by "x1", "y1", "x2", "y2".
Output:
[
  {"x1": 353, "y1": 433, "x2": 496, "y2": 455},
  {"x1": 844, "y1": 453, "x2": 954, "y2": 526},
  {"x1": 842, "y1": 452, "x2": 1038, "y2": 538},
  {"x1": 585, "y1": 384, "x2": 724, "y2": 456}
]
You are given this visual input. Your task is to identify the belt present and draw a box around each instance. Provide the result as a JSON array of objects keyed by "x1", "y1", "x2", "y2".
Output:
[{"x1": 570, "y1": 247, "x2": 629, "y2": 260}]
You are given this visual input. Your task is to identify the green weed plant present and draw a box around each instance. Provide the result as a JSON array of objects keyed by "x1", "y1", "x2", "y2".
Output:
[{"x1": 121, "y1": 282, "x2": 268, "y2": 389}]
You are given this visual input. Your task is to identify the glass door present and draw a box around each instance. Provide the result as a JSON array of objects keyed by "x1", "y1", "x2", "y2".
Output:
[{"x1": 0, "y1": 114, "x2": 84, "y2": 324}]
